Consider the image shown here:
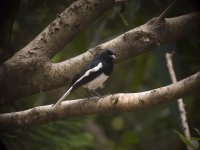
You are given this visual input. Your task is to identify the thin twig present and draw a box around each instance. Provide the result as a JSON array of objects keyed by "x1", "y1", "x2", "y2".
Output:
[
  {"x1": 158, "y1": 0, "x2": 179, "y2": 21},
  {"x1": 165, "y1": 52, "x2": 192, "y2": 150}
]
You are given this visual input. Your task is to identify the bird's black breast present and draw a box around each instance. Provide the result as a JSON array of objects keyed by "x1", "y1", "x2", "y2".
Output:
[{"x1": 102, "y1": 60, "x2": 113, "y2": 75}]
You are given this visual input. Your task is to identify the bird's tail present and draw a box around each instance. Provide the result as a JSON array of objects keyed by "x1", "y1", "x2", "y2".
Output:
[{"x1": 52, "y1": 87, "x2": 73, "y2": 107}]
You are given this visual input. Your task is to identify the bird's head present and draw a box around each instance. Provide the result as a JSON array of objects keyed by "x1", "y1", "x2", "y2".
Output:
[{"x1": 98, "y1": 49, "x2": 116, "y2": 61}]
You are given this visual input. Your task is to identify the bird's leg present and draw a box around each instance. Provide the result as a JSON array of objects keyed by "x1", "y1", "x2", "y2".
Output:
[
  {"x1": 86, "y1": 89, "x2": 101, "y2": 97},
  {"x1": 86, "y1": 88, "x2": 94, "y2": 97},
  {"x1": 91, "y1": 90, "x2": 101, "y2": 97}
]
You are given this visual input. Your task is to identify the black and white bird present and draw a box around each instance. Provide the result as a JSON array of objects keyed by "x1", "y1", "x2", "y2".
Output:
[{"x1": 52, "y1": 49, "x2": 116, "y2": 107}]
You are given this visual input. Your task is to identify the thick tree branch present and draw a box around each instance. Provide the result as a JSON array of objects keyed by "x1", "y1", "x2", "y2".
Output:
[
  {"x1": 0, "y1": 72, "x2": 199, "y2": 132},
  {"x1": 0, "y1": 12, "x2": 199, "y2": 105},
  {"x1": 0, "y1": 0, "x2": 116, "y2": 105},
  {"x1": 13, "y1": 0, "x2": 116, "y2": 59},
  {"x1": 47, "y1": 12, "x2": 200, "y2": 95}
]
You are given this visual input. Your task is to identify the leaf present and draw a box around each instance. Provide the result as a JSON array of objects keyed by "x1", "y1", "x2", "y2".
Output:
[
  {"x1": 174, "y1": 130, "x2": 198, "y2": 150},
  {"x1": 191, "y1": 137, "x2": 200, "y2": 141},
  {"x1": 190, "y1": 140, "x2": 200, "y2": 150},
  {"x1": 194, "y1": 128, "x2": 200, "y2": 136}
]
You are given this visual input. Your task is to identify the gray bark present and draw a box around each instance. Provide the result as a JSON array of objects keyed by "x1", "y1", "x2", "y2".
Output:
[
  {"x1": 0, "y1": 71, "x2": 199, "y2": 132},
  {"x1": 1, "y1": 12, "x2": 199, "y2": 105}
]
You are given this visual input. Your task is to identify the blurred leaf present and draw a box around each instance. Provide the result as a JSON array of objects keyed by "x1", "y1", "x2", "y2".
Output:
[
  {"x1": 174, "y1": 130, "x2": 199, "y2": 150},
  {"x1": 130, "y1": 54, "x2": 149, "y2": 91},
  {"x1": 121, "y1": 131, "x2": 139, "y2": 146},
  {"x1": 194, "y1": 128, "x2": 200, "y2": 136},
  {"x1": 70, "y1": 31, "x2": 89, "y2": 53},
  {"x1": 191, "y1": 137, "x2": 200, "y2": 141},
  {"x1": 2, "y1": 119, "x2": 93, "y2": 150},
  {"x1": 111, "y1": 116, "x2": 124, "y2": 131}
]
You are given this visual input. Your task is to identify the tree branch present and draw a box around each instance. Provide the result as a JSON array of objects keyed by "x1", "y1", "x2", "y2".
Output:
[
  {"x1": 0, "y1": 0, "x2": 116, "y2": 105},
  {"x1": 0, "y1": 72, "x2": 199, "y2": 132},
  {"x1": 14, "y1": 0, "x2": 116, "y2": 59},
  {"x1": 1, "y1": 11, "x2": 199, "y2": 104},
  {"x1": 165, "y1": 52, "x2": 192, "y2": 150},
  {"x1": 46, "y1": 12, "x2": 200, "y2": 96}
]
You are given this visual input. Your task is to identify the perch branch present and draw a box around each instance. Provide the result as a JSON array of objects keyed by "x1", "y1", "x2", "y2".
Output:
[{"x1": 0, "y1": 71, "x2": 199, "y2": 132}]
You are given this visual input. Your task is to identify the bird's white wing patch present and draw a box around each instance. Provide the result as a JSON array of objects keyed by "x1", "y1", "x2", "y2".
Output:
[
  {"x1": 83, "y1": 73, "x2": 108, "y2": 90},
  {"x1": 73, "y1": 62, "x2": 103, "y2": 86}
]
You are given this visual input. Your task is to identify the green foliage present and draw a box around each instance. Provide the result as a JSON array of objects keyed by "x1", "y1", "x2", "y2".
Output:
[
  {"x1": 1, "y1": 119, "x2": 93, "y2": 150},
  {"x1": 174, "y1": 130, "x2": 200, "y2": 150}
]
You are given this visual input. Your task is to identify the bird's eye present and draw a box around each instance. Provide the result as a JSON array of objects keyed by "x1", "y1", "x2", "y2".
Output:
[{"x1": 107, "y1": 50, "x2": 113, "y2": 55}]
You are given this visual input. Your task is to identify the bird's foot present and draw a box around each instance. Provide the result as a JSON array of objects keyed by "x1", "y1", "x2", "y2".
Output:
[{"x1": 86, "y1": 89, "x2": 101, "y2": 97}]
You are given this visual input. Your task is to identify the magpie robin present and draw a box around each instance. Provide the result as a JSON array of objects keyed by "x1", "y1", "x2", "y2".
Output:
[{"x1": 52, "y1": 49, "x2": 116, "y2": 107}]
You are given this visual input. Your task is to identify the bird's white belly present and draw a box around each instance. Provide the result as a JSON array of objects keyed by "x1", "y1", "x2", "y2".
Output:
[{"x1": 83, "y1": 73, "x2": 108, "y2": 90}]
